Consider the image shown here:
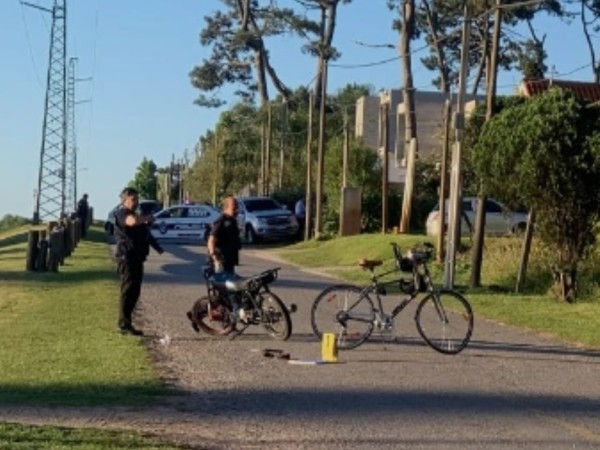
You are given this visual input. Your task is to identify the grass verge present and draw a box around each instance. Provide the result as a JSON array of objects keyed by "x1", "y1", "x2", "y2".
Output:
[
  {"x1": 0, "y1": 422, "x2": 186, "y2": 449},
  {"x1": 279, "y1": 233, "x2": 600, "y2": 348},
  {"x1": 0, "y1": 226, "x2": 162, "y2": 406}
]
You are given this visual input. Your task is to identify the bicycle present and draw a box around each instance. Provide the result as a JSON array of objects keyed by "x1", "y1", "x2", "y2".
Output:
[
  {"x1": 310, "y1": 243, "x2": 474, "y2": 355},
  {"x1": 187, "y1": 264, "x2": 296, "y2": 340}
]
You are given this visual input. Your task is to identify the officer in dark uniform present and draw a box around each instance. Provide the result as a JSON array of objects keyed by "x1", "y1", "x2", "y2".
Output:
[
  {"x1": 76, "y1": 194, "x2": 89, "y2": 238},
  {"x1": 114, "y1": 187, "x2": 163, "y2": 335},
  {"x1": 207, "y1": 196, "x2": 241, "y2": 274}
]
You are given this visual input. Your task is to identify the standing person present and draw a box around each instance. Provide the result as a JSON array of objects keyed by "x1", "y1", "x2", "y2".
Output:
[
  {"x1": 114, "y1": 187, "x2": 163, "y2": 336},
  {"x1": 294, "y1": 197, "x2": 305, "y2": 240},
  {"x1": 76, "y1": 194, "x2": 89, "y2": 238},
  {"x1": 207, "y1": 196, "x2": 241, "y2": 275}
]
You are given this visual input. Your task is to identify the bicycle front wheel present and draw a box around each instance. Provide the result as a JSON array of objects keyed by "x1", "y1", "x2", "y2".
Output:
[
  {"x1": 260, "y1": 292, "x2": 292, "y2": 341},
  {"x1": 415, "y1": 290, "x2": 474, "y2": 355},
  {"x1": 311, "y1": 284, "x2": 375, "y2": 350}
]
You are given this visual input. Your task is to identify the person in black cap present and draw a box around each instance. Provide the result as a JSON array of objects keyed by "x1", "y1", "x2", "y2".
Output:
[{"x1": 113, "y1": 187, "x2": 163, "y2": 336}]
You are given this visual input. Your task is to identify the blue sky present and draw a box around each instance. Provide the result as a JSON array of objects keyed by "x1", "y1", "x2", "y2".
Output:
[{"x1": 0, "y1": 0, "x2": 593, "y2": 220}]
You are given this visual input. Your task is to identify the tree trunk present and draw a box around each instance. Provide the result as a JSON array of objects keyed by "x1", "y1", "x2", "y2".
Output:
[
  {"x1": 422, "y1": 0, "x2": 450, "y2": 93},
  {"x1": 314, "y1": 2, "x2": 338, "y2": 238},
  {"x1": 399, "y1": 0, "x2": 417, "y2": 233},
  {"x1": 515, "y1": 209, "x2": 535, "y2": 293},
  {"x1": 470, "y1": 0, "x2": 501, "y2": 289}
]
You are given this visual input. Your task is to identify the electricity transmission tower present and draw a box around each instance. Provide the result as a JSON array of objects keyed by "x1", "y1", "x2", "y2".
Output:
[{"x1": 25, "y1": 0, "x2": 68, "y2": 223}]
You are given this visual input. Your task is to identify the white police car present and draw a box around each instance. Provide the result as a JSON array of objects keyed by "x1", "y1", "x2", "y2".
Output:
[{"x1": 151, "y1": 203, "x2": 221, "y2": 241}]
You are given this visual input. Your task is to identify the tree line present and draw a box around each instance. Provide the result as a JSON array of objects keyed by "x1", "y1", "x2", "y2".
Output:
[{"x1": 127, "y1": 0, "x2": 600, "y2": 301}]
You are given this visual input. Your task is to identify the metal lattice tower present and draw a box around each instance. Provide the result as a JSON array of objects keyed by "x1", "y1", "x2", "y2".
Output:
[
  {"x1": 66, "y1": 57, "x2": 77, "y2": 213},
  {"x1": 31, "y1": 0, "x2": 67, "y2": 223}
]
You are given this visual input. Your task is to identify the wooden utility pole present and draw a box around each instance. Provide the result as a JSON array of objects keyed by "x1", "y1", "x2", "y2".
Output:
[
  {"x1": 305, "y1": 93, "x2": 314, "y2": 241},
  {"x1": 437, "y1": 99, "x2": 452, "y2": 263},
  {"x1": 444, "y1": 2, "x2": 471, "y2": 289},
  {"x1": 212, "y1": 131, "x2": 219, "y2": 206},
  {"x1": 516, "y1": 209, "x2": 535, "y2": 292},
  {"x1": 314, "y1": 60, "x2": 328, "y2": 238},
  {"x1": 381, "y1": 101, "x2": 390, "y2": 234},
  {"x1": 265, "y1": 102, "x2": 273, "y2": 195},
  {"x1": 342, "y1": 107, "x2": 349, "y2": 188},
  {"x1": 470, "y1": 0, "x2": 502, "y2": 288},
  {"x1": 279, "y1": 100, "x2": 288, "y2": 189},
  {"x1": 401, "y1": 138, "x2": 417, "y2": 232}
]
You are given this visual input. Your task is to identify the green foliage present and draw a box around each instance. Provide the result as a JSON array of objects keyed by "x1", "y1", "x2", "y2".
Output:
[
  {"x1": 0, "y1": 422, "x2": 183, "y2": 449},
  {"x1": 472, "y1": 89, "x2": 600, "y2": 294},
  {"x1": 129, "y1": 157, "x2": 158, "y2": 200},
  {"x1": 0, "y1": 214, "x2": 30, "y2": 232}
]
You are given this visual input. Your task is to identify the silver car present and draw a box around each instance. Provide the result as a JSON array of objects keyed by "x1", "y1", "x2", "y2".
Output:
[
  {"x1": 426, "y1": 197, "x2": 528, "y2": 237},
  {"x1": 237, "y1": 196, "x2": 299, "y2": 243}
]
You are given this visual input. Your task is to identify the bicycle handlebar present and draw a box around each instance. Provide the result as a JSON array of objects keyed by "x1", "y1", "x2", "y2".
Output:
[{"x1": 390, "y1": 242, "x2": 435, "y2": 264}]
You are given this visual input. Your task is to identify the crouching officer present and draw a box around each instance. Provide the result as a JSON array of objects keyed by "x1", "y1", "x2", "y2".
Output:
[{"x1": 114, "y1": 187, "x2": 163, "y2": 336}]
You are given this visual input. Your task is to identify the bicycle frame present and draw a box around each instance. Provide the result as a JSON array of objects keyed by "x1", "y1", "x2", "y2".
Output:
[{"x1": 355, "y1": 258, "x2": 441, "y2": 325}]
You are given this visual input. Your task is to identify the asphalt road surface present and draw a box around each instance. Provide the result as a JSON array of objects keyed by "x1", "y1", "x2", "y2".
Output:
[{"x1": 137, "y1": 241, "x2": 600, "y2": 450}]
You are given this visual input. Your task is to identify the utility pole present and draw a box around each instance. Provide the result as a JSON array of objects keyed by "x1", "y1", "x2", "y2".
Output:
[
  {"x1": 212, "y1": 131, "x2": 219, "y2": 206},
  {"x1": 471, "y1": 0, "x2": 502, "y2": 288},
  {"x1": 444, "y1": 1, "x2": 471, "y2": 289},
  {"x1": 437, "y1": 99, "x2": 452, "y2": 263},
  {"x1": 380, "y1": 101, "x2": 390, "y2": 234},
  {"x1": 398, "y1": 0, "x2": 418, "y2": 233},
  {"x1": 279, "y1": 100, "x2": 287, "y2": 189},
  {"x1": 265, "y1": 102, "x2": 273, "y2": 195},
  {"x1": 314, "y1": 60, "x2": 329, "y2": 238},
  {"x1": 66, "y1": 57, "x2": 77, "y2": 213},
  {"x1": 26, "y1": 0, "x2": 67, "y2": 223},
  {"x1": 305, "y1": 93, "x2": 314, "y2": 241},
  {"x1": 342, "y1": 107, "x2": 349, "y2": 188},
  {"x1": 66, "y1": 57, "x2": 92, "y2": 213}
]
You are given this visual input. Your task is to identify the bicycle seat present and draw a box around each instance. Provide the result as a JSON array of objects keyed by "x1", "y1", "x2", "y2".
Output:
[{"x1": 358, "y1": 259, "x2": 383, "y2": 270}]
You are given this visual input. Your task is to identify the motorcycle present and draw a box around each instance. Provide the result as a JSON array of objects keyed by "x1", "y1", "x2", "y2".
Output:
[{"x1": 187, "y1": 264, "x2": 296, "y2": 340}]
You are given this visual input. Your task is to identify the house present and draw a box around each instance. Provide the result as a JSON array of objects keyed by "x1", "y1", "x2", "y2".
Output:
[
  {"x1": 518, "y1": 78, "x2": 600, "y2": 103},
  {"x1": 355, "y1": 89, "x2": 483, "y2": 185}
]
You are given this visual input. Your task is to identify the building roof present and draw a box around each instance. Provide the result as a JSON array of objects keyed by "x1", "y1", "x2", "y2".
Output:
[{"x1": 519, "y1": 78, "x2": 600, "y2": 103}]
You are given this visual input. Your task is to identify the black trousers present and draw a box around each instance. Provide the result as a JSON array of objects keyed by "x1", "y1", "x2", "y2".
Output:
[
  {"x1": 79, "y1": 215, "x2": 87, "y2": 238},
  {"x1": 118, "y1": 258, "x2": 144, "y2": 329}
]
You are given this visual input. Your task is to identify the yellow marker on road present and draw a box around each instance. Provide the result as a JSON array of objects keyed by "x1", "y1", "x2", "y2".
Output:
[{"x1": 321, "y1": 333, "x2": 338, "y2": 362}]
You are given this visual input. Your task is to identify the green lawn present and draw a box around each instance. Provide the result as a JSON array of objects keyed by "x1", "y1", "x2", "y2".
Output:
[
  {"x1": 280, "y1": 233, "x2": 600, "y2": 348},
  {"x1": 0, "y1": 226, "x2": 162, "y2": 406},
  {"x1": 0, "y1": 422, "x2": 186, "y2": 450}
]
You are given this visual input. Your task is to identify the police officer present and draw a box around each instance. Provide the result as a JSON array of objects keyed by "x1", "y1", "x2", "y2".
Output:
[
  {"x1": 114, "y1": 187, "x2": 163, "y2": 335},
  {"x1": 207, "y1": 196, "x2": 241, "y2": 274},
  {"x1": 76, "y1": 193, "x2": 89, "y2": 238}
]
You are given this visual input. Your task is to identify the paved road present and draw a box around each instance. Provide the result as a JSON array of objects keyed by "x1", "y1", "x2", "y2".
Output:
[{"x1": 138, "y1": 242, "x2": 600, "y2": 450}]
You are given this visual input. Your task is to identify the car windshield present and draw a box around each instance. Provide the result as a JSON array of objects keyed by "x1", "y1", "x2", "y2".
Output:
[{"x1": 243, "y1": 199, "x2": 280, "y2": 212}]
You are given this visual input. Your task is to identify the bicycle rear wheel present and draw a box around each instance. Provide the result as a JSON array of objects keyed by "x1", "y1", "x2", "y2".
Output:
[
  {"x1": 311, "y1": 284, "x2": 375, "y2": 350},
  {"x1": 415, "y1": 290, "x2": 473, "y2": 355}
]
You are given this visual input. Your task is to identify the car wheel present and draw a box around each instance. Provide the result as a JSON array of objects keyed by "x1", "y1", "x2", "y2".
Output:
[
  {"x1": 158, "y1": 221, "x2": 168, "y2": 235},
  {"x1": 245, "y1": 225, "x2": 258, "y2": 244}
]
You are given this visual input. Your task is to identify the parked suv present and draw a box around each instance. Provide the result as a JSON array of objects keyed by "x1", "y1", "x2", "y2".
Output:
[
  {"x1": 425, "y1": 197, "x2": 528, "y2": 237},
  {"x1": 237, "y1": 196, "x2": 298, "y2": 243},
  {"x1": 104, "y1": 199, "x2": 162, "y2": 235}
]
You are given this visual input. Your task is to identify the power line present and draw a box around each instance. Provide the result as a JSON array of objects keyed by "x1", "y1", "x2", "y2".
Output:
[{"x1": 16, "y1": 0, "x2": 44, "y2": 89}]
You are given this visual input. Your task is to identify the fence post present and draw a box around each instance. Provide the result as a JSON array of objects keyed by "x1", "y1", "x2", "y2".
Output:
[
  {"x1": 48, "y1": 231, "x2": 60, "y2": 272},
  {"x1": 26, "y1": 230, "x2": 39, "y2": 272},
  {"x1": 37, "y1": 230, "x2": 49, "y2": 272}
]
